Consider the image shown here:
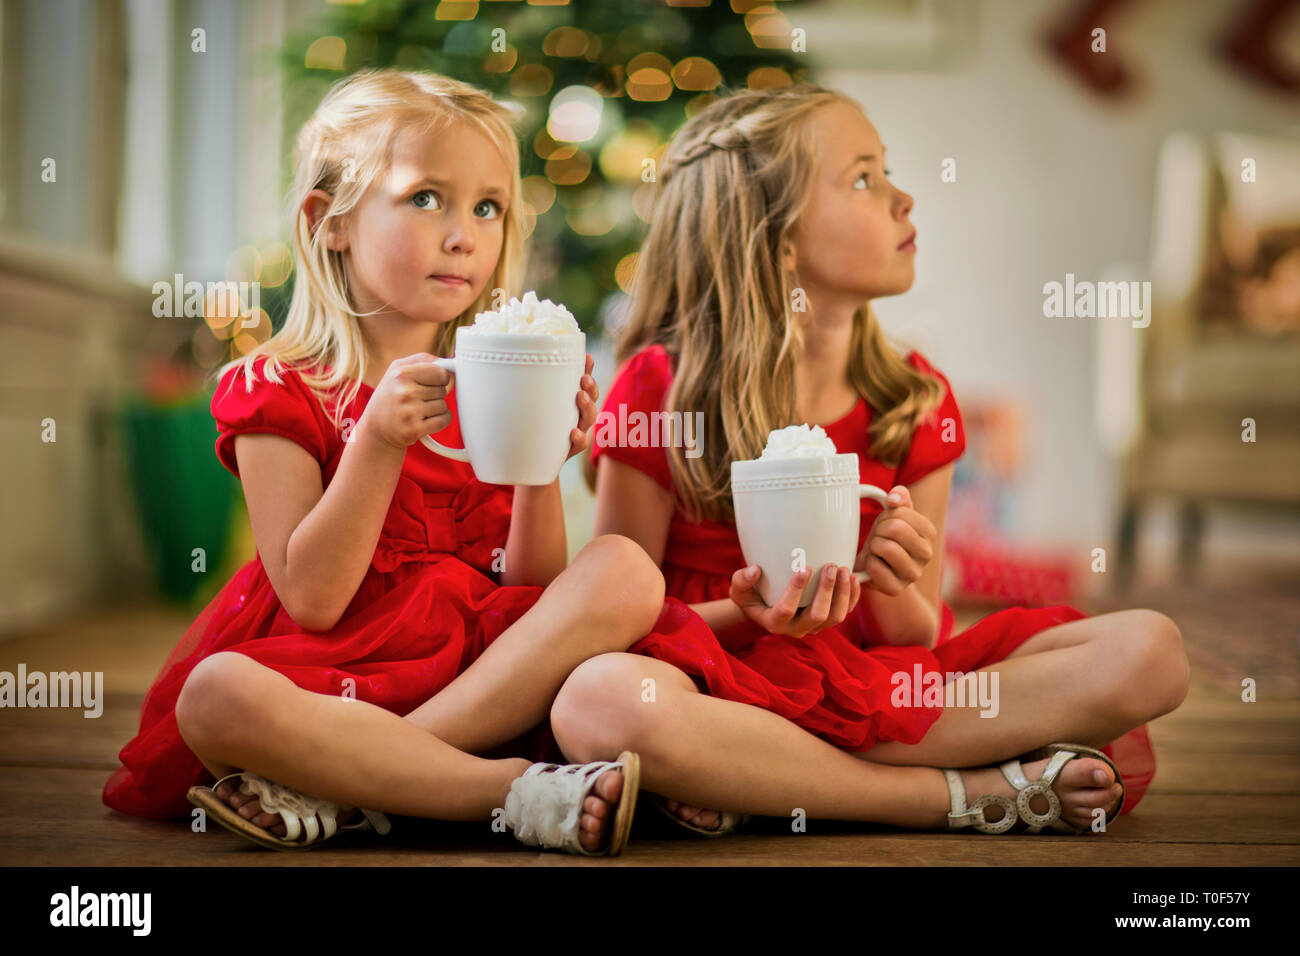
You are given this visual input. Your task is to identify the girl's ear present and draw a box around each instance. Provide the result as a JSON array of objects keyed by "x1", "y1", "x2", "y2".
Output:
[
  {"x1": 303, "y1": 189, "x2": 349, "y2": 252},
  {"x1": 780, "y1": 236, "x2": 798, "y2": 274},
  {"x1": 774, "y1": 235, "x2": 795, "y2": 273}
]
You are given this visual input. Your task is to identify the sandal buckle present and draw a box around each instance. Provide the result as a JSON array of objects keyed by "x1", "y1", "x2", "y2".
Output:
[{"x1": 963, "y1": 794, "x2": 1017, "y2": 834}]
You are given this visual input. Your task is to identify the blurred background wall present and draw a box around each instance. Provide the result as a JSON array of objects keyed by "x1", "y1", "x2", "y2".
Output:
[{"x1": 1, "y1": 0, "x2": 1297, "y2": 638}]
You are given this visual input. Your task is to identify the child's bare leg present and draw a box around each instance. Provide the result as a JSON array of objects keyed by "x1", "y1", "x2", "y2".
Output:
[
  {"x1": 401, "y1": 534, "x2": 665, "y2": 753},
  {"x1": 177, "y1": 651, "x2": 624, "y2": 852},
  {"x1": 863, "y1": 609, "x2": 1189, "y2": 768},
  {"x1": 549, "y1": 645, "x2": 1163, "y2": 831},
  {"x1": 584, "y1": 609, "x2": 1184, "y2": 829},
  {"x1": 554, "y1": 653, "x2": 964, "y2": 828}
]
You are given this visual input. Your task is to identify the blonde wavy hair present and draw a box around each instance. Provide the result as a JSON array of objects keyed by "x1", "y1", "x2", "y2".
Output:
[
  {"x1": 588, "y1": 83, "x2": 946, "y2": 524},
  {"x1": 212, "y1": 68, "x2": 527, "y2": 434}
]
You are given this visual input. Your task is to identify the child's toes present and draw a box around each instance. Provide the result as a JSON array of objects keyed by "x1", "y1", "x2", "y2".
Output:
[
  {"x1": 1058, "y1": 757, "x2": 1109, "y2": 790},
  {"x1": 1065, "y1": 785, "x2": 1121, "y2": 828},
  {"x1": 578, "y1": 812, "x2": 605, "y2": 851},
  {"x1": 691, "y1": 808, "x2": 721, "y2": 829},
  {"x1": 592, "y1": 768, "x2": 624, "y2": 806},
  {"x1": 583, "y1": 794, "x2": 608, "y2": 819},
  {"x1": 250, "y1": 809, "x2": 282, "y2": 829}
]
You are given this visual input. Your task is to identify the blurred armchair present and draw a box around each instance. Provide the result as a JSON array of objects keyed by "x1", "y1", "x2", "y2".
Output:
[{"x1": 1115, "y1": 131, "x2": 1300, "y2": 585}]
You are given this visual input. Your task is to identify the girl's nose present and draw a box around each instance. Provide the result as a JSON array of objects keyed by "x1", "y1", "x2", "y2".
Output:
[
  {"x1": 442, "y1": 220, "x2": 475, "y2": 255},
  {"x1": 895, "y1": 188, "x2": 914, "y2": 219}
]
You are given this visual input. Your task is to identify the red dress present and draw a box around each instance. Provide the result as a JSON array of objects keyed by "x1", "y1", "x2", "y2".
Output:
[
  {"x1": 102, "y1": 355, "x2": 705, "y2": 820},
  {"x1": 599, "y1": 345, "x2": 1155, "y2": 812}
]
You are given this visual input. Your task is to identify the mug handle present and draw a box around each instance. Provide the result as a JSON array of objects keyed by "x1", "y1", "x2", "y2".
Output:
[
  {"x1": 418, "y1": 358, "x2": 469, "y2": 462},
  {"x1": 853, "y1": 484, "x2": 892, "y2": 583}
]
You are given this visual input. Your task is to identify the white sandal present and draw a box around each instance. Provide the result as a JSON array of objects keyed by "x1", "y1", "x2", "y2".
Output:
[
  {"x1": 944, "y1": 742, "x2": 1126, "y2": 835},
  {"x1": 187, "y1": 772, "x2": 392, "y2": 851},
  {"x1": 503, "y1": 751, "x2": 640, "y2": 856},
  {"x1": 648, "y1": 793, "x2": 750, "y2": 837}
]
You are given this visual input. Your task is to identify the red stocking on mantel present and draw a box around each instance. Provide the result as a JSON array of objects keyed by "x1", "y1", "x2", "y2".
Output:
[
  {"x1": 1217, "y1": 0, "x2": 1300, "y2": 97},
  {"x1": 1043, "y1": 0, "x2": 1142, "y2": 99}
]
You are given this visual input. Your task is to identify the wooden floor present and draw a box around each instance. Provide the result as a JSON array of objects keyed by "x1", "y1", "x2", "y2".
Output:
[{"x1": 1, "y1": 592, "x2": 1297, "y2": 867}]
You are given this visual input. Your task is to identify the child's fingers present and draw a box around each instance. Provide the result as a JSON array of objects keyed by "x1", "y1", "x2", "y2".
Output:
[
  {"x1": 406, "y1": 359, "x2": 453, "y2": 388},
  {"x1": 873, "y1": 516, "x2": 933, "y2": 564},
  {"x1": 731, "y1": 565, "x2": 758, "y2": 589},
  {"x1": 826, "y1": 567, "x2": 853, "y2": 624},
  {"x1": 767, "y1": 567, "x2": 810, "y2": 626},
  {"x1": 794, "y1": 565, "x2": 838, "y2": 633},
  {"x1": 575, "y1": 391, "x2": 597, "y2": 431},
  {"x1": 882, "y1": 504, "x2": 937, "y2": 542},
  {"x1": 867, "y1": 534, "x2": 923, "y2": 584},
  {"x1": 848, "y1": 572, "x2": 862, "y2": 612},
  {"x1": 861, "y1": 554, "x2": 906, "y2": 596}
]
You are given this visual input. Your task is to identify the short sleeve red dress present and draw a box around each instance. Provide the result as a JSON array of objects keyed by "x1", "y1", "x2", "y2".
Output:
[
  {"x1": 102, "y1": 354, "x2": 711, "y2": 820},
  {"x1": 595, "y1": 345, "x2": 1155, "y2": 812}
]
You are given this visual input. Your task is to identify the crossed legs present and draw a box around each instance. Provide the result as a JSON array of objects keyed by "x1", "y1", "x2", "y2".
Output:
[
  {"x1": 174, "y1": 535, "x2": 664, "y2": 847},
  {"x1": 549, "y1": 609, "x2": 1189, "y2": 830}
]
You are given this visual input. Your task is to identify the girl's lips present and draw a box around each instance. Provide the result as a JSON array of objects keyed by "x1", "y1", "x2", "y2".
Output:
[
  {"x1": 431, "y1": 275, "x2": 469, "y2": 286},
  {"x1": 898, "y1": 232, "x2": 917, "y2": 251}
]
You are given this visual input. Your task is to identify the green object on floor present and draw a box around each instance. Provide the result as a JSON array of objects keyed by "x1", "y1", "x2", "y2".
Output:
[{"x1": 118, "y1": 391, "x2": 237, "y2": 602}]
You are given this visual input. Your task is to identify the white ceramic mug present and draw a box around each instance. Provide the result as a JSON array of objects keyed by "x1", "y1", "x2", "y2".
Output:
[
  {"x1": 731, "y1": 453, "x2": 890, "y2": 608},
  {"x1": 420, "y1": 327, "x2": 586, "y2": 486}
]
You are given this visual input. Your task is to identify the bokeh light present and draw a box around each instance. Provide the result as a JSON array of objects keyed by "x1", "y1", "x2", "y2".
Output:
[
  {"x1": 190, "y1": 323, "x2": 226, "y2": 369},
  {"x1": 521, "y1": 175, "x2": 557, "y2": 215},
  {"x1": 598, "y1": 120, "x2": 661, "y2": 182},
  {"x1": 547, "y1": 85, "x2": 603, "y2": 142},
  {"x1": 747, "y1": 66, "x2": 793, "y2": 89},
  {"x1": 304, "y1": 36, "x2": 346, "y2": 71},
  {"x1": 543, "y1": 26, "x2": 591, "y2": 58},
  {"x1": 434, "y1": 1, "x2": 478, "y2": 21},
  {"x1": 671, "y1": 56, "x2": 722, "y2": 92},
  {"x1": 615, "y1": 252, "x2": 639, "y2": 293},
  {"x1": 510, "y1": 64, "x2": 555, "y2": 97},
  {"x1": 545, "y1": 149, "x2": 592, "y2": 186},
  {"x1": 224, "y1": 245, "x2": 261, "y2": 283},
  {"x1": 258, "y1": 243, "x2": 292, "y2": 288},
  {"x1": 483, "y1": 45, "x2": 518, "y2": 73},
  {"x1": 534, "y1": 126, "x2": 577, "y2": 160}
]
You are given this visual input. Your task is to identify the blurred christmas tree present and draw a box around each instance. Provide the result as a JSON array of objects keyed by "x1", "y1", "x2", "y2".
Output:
[{"x1": 277, "y1": 0, "x2": 809, "y2": 336}]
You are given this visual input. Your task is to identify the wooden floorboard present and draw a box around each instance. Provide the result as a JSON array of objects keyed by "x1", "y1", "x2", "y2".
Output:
[{"x1": 2, "y1": 601, "x2": 1297, "y2": 867}]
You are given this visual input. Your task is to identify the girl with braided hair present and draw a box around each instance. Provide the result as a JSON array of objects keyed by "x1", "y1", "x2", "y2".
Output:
[{"x1": 556, "y1": 84, "x2": 1185, "y2": 837}]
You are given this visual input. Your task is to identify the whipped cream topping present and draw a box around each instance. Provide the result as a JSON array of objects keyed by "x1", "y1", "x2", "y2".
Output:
[
  {"x1": 759, "y1": 424, "x2": 838, "y2": 460},
  {"x1": 471, "y1": 291, "x2": 580, "y2": 335}
]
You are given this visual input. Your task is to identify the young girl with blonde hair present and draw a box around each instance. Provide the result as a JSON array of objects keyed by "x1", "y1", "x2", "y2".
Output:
[
  {"x1": 563, "y1": 84, "x2": 1188, "y2": 835},
  {"x1": 103, "y1": 68, "x2": 714, "y2": 856}
]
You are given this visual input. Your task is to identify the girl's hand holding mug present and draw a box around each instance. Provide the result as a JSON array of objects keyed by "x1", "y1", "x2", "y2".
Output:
[
  {"x1": 362, "y1": 353, "x2": 453, "y2": 450},
  {"x1": 854, "y1": 485, "x2": 937, "y2": 596},
  {"x1": 565, "y1": 354, "x2": 599, "y2": 461},
  {"x1": 729, "y1": 561, "x2": 861, "y2": 638}
]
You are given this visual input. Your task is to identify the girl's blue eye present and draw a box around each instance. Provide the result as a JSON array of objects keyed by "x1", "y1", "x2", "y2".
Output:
[
  {"x1": 412, "y1": 189, "x2": 438, "y2": 209},
  {"x1": 475, "y1": 199, "x2": 502, "y2": 219},
  {"x1": 855, "y1": 169, "x2": 893, "y2": 189}
]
